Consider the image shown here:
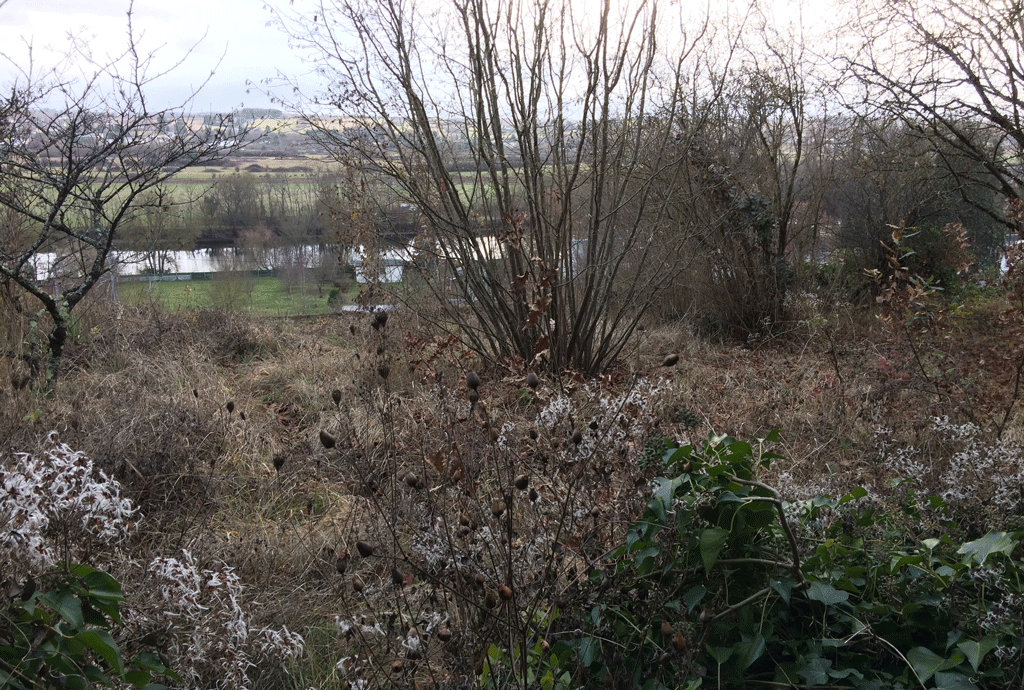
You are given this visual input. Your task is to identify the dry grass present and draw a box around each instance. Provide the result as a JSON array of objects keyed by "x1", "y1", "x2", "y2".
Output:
[{"x1": 1, "y1": 282, "x2": 1021, "y2": 688}]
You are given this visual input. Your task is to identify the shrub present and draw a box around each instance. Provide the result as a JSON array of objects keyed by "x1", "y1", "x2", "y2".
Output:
[
  {"x1": 0, "y1": 432, "x2": 172, "y2": 690},
  {"x1": 560, "y1": 432, "x2": 1024, "y2": 689}
]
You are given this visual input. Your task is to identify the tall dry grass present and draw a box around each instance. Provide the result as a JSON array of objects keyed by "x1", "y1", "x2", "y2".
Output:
[{"x1": 0, "y1": 275, "x2": 1021, "y2": 688}]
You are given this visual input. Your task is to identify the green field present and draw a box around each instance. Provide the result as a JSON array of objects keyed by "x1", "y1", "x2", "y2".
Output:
[{"x1": 118, "y1": 274, "x2": 361, "y2": 316}]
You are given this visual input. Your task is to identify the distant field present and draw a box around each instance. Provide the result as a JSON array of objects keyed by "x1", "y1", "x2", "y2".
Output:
[{"x1": 118, "y1": 274, "x2": 360, "y2": 316}]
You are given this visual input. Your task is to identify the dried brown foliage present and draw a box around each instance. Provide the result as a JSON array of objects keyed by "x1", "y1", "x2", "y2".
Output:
[{"x1": 1, "y1": 275, "x2": 1021, "y2": 687}]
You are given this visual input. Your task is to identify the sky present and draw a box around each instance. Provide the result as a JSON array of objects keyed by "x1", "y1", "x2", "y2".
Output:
[
  {"x1": 0, "y1": 0, "x2": 310, "y2": 112},
  {"x1": 0, "y1": 0, "x2": 843, "y2": 115}
]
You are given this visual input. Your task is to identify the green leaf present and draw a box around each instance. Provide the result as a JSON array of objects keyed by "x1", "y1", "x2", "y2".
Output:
[
  {"x1": 934, "y1": 671, "x2": 979, "y2": 690},
  {"x1": 41, "y1": 588, "x2": 85, "y2": 629},
  {"x1": 797, "y1": 656, "x2": 832, "y2": 686},
  {"x1": 837, "y1": 486, "x2": 868, "y2": 505},
  {"x1": 770, "y1": 577, "x2": 794, "y2": 605},
  {"x1": 683, "y1": 585, "x2": 706, "y2": 611},
  {"x1": 958, "y1": 532, "x2": 1018, "y2": 566},
  {"x1": 80, "y1": 570, "x2": 123, "y2": 602},
  {"x1": 805, "y1": 581, "x2": 849, "y2": 605},
  {"x1": 906, "y1": 647, "x2": 964, "y2": 683},
  {"x1": 699, "y1": 528, "x2": 729, "y2": 573},
  {"x1": 705, "y1": 645, "x2": 733, "y2": 664},
  {"x1": 956, "y1": 635, "x2": 999, "y2": 672},
  {"x1": 75, "y1": 629, "x2": 125, "y2": 675},
  {"x1": 577, "y1": 636, "x2": 599, "y2": 668},
  {"x1": 731, "y1": 633, "x2": 766, "y2": 674}
]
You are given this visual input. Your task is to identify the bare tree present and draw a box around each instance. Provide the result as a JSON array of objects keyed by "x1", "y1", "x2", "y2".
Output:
[
  {"x1": 271, "y1": 0, "x2": 719, "y2": 375},
  {"x1": 0, "y1": 6, "x2": 253, "y2": 386},
  {"x1": 847, "y1": 0, "x2": 1024, "y2": 235},
  {"x1": 119, "y1": 185, "x2": 201, "y2": 275}
]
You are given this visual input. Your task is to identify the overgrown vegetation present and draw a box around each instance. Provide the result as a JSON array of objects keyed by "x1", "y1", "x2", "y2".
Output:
[{"x1": 1, "y1": 243, "x2": 1023, "y2": 687}]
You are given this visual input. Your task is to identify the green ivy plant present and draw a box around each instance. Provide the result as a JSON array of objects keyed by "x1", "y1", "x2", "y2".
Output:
[
  {"x1": 565, "y1": 432, "x2": 1024, "y2": 690},
  {"x1": 0, "y1": 563, "x2": 177, "y2": 690}
]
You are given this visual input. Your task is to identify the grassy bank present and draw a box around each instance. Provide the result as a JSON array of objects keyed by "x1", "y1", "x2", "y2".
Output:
[{"x1": 118, "y1": 273, "x2": 362, "y2": 316}]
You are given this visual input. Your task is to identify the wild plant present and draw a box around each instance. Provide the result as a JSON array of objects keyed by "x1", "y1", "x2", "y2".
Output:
[{"x1": 300, "y1": 309, "x2": 667, "y2": 690}]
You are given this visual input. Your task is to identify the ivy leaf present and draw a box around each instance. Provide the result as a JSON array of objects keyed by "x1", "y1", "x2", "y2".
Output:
[
  {"x1": 956, "y1": 635, "x2": 999, "y2": 672},
  {"x1": 957, "y1": 532, "x2": 1017, "y2": 566},
  {"x1": 805, "y1": 581, "x2": 849, "y2": 606},
  {"x1": 577, "y1": 636, "x2": 599, "y2": 668},
  {"x1": 906, "y1": 647, "x2": 964, "y2": 683},
  {"x1": 797, "y1": 656, "x2": 832, "y2": 686},
  {"x1": 74, "y1": 629, "x2": 125, "y2": 675},
  {"x1": 770, "y1": 577, "x2": 794, "y2": 604},
  {"x1": 934, "y1": 671, "x2": 979, "y2": 690},
  {"x1": 699, "y1": 528, "x2": 729, "y2": 573},
  {"x1": 731, "y1": 633, "x2": 766, "y2": 674},
  {"x1": 683, "y1": 585, "x2": 706, "y2": 611}
]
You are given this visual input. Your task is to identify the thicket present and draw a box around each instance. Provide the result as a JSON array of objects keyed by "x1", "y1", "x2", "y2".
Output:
[{"x1": 0, "y1": 238, "x2": 1021, "y2": 688}]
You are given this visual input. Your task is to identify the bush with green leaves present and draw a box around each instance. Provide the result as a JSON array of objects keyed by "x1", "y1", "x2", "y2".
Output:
[
  {"x1": 547, "y1": 432, "x2": 1024, "y2": 689},
  {"x1": 0, "y1": 432, "x2": 173, "y2": 689}
]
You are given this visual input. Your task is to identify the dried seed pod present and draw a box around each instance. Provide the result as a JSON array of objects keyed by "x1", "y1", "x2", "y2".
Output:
[
  {"x1": 273, "y1": 453, "x2": 286, "y2": 473},
  {"x1": 526, "y1": 372, "x2": 539, "y2": 389},
  {"x1": 468, "y1": 389, "x2": 480, "y2": 408},
  {"x1": 498, "y1": 584, "x2": 513, "y2": 600},
  {"x1": 331, "y1": 388, "x2": 342, "y2": 407},
  {"x1": 661, "y1": 353, "x2": 680, "y2": 368},
  {"x1": 377, "y1": 363, "x2": 390, "y2": 379},
  {"x1": 405, "y1": 471, "x2": 419, "y2": 488},
  {"x1": 239, "y1": 411, "x2": 246, "y2": 421},
  {"x1": 319, "y1": 430, "x2": 337, "y2": 449},
  {"x1": 391, "y1": 569, "x2": 405, "y2": 586},
  {"x1": 490, "y1": 498, "x2": 505, "y2": 517},
  {"x1": 459, "y1": 513, "x2": 471, "y2": 527},
  {"x1": 489, "y1": 428, "x2": 500, "y2": 444},
  {"x1": 226, "y1": 400, "x2": 235, "y2": 414},
  {"x1": 514, "y1": 474, "x2": 529, "y2": 491},
  {"x1": 458, "y1": 524, "x2": 472, "y2": 537},
  {"x1": 375, "y1": 310, "x2": 388, "y2": 328},
  {"x1": 192, "y1": 388, "x2": 199, "y2": 398},
  {"x1": 352, "y1": 575, "x2": 364, "y2": 592},
  {"x1": 465, "y1": 370, "x2": 481, "y2": 390},
  {"x1": 660, "y1": 620, "x2": 673, "y2": 636},
  {"x1": 672, "y1": 632, "x2": 687, "y2": 651},
  {"x1": 571, "y1": 429, "x2": 583, "y2": 446},
  {"x1": 437, "y1": 628, "x2": 452, "y2": 642},
  {"x1": 356, "y1": 541, "x2": 374, "y2": 558},
  {"x1": 335, "y1": 551, "x2": 350, "y2": 575},
  {"x1": 474, "y1": 572, "x2": 486, "y2": 588},
  {"x1": 484, "y1": 590, "x2": 498, "y2": 608},
  {"x1": 391, "y1": 660, "x2": 403, "y2": 674},
  {"x1": 529, "y1": 487, "x2": 539, "y2": 503},
  {"x1": 528, "y1": 428, "x2": 538, "y2": 440}
]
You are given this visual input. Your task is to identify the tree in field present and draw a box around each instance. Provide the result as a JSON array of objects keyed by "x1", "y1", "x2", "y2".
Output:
[
  {"x1": 272, "y1": 0, "x2": 722, "y2": 375},
  {"x1": 847, "y1": 0, "x2": 1024, "y2": 237},
  {"x1": 0, "y1": 9, "x2": 252, "y2": 386},
  {"x1": 119, "y1": 186, "x2": 201, "y2": 275}
]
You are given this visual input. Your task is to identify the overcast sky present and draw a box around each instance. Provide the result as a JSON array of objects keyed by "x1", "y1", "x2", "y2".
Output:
[
  {"x1": 0, "y1": 0, "x2": 310, "y2": 112},
  {"x1": 0, "y1": 0, "x2": 839, "y2": 114}
]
